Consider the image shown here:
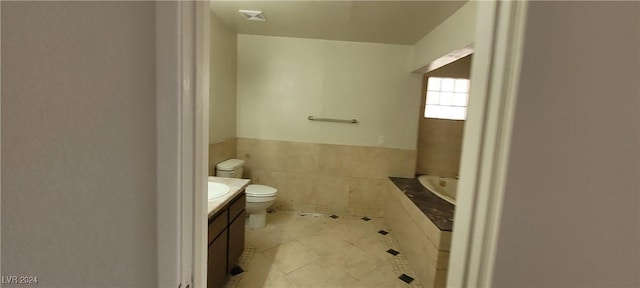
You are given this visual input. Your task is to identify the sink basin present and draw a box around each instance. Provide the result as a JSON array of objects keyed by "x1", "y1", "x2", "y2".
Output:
[{"x1": 208, "y1": 182, "x2": 231, "y2": 201}]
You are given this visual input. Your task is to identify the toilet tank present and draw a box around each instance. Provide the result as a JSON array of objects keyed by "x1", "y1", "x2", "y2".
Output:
[{"x1": 215, "y1": 159, "x2": 245, "y2": 179}]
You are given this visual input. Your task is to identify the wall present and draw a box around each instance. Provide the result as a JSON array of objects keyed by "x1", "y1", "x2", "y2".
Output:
[
  {"x1": 416, "y1": 55, "x2": 471, "y2": 177},
  {"x1": 411, "y1": 1, "x2": 476, "y2": 72},
  {"x1": 209, "y1": 11, "x2": 237, "y2": 174},
  {"x1": 492, "y1": 2, "x2": 639, "y2": 287},
  {"x1": 237, "y1": 35, "x2": 422, "y2": 150},
  {"x1": 2, "y1": 2, "x2": 158, "y2": 287},
  {"x1": 237, "y1": 138, "x2": 415, "y2": 216},
  {"x1": 236, "y1": 35, "x2": 421, "y2": 214}
]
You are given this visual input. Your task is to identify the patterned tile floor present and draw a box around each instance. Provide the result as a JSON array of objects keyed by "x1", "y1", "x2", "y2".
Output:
[{"x1": 224, "y1": 211, "x2": 423, "y2": 288}]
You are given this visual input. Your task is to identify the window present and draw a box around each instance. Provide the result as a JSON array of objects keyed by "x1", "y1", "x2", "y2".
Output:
[{"x1": 424, "y1": 77, "x2": 470, "y2": 120}]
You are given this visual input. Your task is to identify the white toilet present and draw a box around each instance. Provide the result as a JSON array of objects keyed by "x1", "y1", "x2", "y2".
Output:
[{"x1": 216, "y1": 159, "x2": 277, "y2": 229}]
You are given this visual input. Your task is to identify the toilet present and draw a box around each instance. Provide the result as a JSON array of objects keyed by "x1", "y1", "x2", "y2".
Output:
[{"x1": 216, "y1": 159, "x2": 277, "y2": 229}]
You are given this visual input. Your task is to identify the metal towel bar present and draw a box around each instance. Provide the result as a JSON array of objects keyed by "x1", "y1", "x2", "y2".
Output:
[{"x1": 307, "y1": 116, "x2": 358, "y2": 124}]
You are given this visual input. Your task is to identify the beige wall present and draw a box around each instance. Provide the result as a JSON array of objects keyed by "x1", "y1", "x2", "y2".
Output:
[
  {"x1": 2, "y1": 2, "x2": 157, "y2": 287},
  {"x1": 237, "y1": 35, "x2": 422, "y2": 150},
  {"x1": 237, "y1": 138, "x2": 415, "y2": 216},
  {"x1": 235, "y1": 35, "x2": 422, "y2": 214},
  {"x1": 209, "y1": 137, "x2": 237, "y2": 175},
  {"x1": 209, "y1": 11, "x2": 238, "y2": 174},
  {"x1": 416, "y1": 56, "x2": 472, "y2": 177},
  {"x1": 411, "y1": 1, "x2": 476, "y2": 72},
  {"x1": 492, "y1": 2, "x2": 639, "y2": 287}
]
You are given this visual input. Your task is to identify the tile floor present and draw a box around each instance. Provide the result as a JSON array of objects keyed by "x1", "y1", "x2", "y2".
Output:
[{"x1": 224, "y1": 211, "x2": 423, "y2": 288}]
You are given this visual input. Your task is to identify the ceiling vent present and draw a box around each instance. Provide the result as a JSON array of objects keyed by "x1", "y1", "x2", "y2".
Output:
[{"x1": 238, "y1": 10, "x2": 266, "y2": 21}]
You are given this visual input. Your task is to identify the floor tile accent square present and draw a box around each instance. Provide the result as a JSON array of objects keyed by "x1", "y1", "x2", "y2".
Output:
[
  {"x1": 361, "y1": 217, "x2": 371, "y2": 221},
  {"x1": 399, "y1": 274, "x2": 415, "y2": 284},
  {"x1": 386, "y1": 249, "x2": 400, "y2": 256},
  {"x1": 378, "y1": 230, "x2": 389, "y2": 235},
  {"x1": 329, "y1": 214, "x2": 339, "y2": 219},
  {"x1": 229, "y1": 266, "x2": 244, "y2": 276}
]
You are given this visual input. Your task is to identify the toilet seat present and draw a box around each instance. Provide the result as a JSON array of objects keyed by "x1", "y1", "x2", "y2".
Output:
[{"x1": 246, "y1": 184, "x2": 277, "y2": 197}]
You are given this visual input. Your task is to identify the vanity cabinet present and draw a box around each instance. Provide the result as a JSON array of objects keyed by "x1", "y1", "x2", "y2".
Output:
[
  {"x1": 207, "y1": 192, "x2": 246, "y2": 288},
  {"x1": 207, "y1": 229, "x2": 227, "y2": 288},
  {"x1": 227, "y1": 194, "x2": 246, "y2": 273}
]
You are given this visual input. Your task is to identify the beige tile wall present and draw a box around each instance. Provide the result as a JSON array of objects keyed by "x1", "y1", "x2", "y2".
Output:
[
  {"x1": 416, "y1": 55, "x2": 471, "y2": 177},
  {"x1": 209, "y1": 137, "x2": 237, "y2": 176},
  {"x1": 236, "y1": 137, "x2": 416, "y2": 216},
  {"x1": 416, "y1": 119, "x2": 464, "y2": 177}
]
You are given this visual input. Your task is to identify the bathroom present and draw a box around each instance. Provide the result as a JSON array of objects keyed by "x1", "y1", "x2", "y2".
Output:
[{"x1": 205, "y1": 1, "x2": 475, "y2": 287}]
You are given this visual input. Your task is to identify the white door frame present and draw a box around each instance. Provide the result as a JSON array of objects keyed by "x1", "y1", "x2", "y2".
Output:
[
  {"x1": 448, "y1": 1, "x2": 528, "y2": 287},
  {"x1": 180, "y1": 2, "x2": 195, "y2": 287},
  {"x1": 157, "y1": 1, "x2": 529, "y2": 287},
  {"x1": 155, "y1": 1, "x2": 183, "y2": 287},
  {"x1": 193, "y1": 1, "x2": 211, "y2": 288},
  {"x1": 155, "y1": 1, "x2": 209, "y2": 288}
]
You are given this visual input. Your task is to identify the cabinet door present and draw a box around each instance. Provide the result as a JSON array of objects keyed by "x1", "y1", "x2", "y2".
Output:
[
  {"x1": 207, "y1": 230, "x2": 228, "y2": 288},
  {"x1": 227, "y1": 210, "x2": 246, "y2": 273}
]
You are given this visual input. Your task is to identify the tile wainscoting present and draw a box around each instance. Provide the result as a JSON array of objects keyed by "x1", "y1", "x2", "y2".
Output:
[
  {"x1": 209, "y1": 137, "x2": 238, "y2": 176},
  {"x1": 416, "y1": 118, "x2": 464, "y2": 177},
  {"x1": 236, "y1": 138, "x2": 417, "y2": 216}
]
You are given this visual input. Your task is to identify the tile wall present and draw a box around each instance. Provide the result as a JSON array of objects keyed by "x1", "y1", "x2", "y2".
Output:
[
  {"x1": 209, "y1": 137, "x2": 237, "y2": 176},
  {"x1": 415, "y1": 119, "x2": 464, "y2": 177},
  {"x1": 415, "y1": 55, "x2": 471, "y2": 178},
  {"x1": 236, "y1": 137, "x2": 417, "y2": 216}
]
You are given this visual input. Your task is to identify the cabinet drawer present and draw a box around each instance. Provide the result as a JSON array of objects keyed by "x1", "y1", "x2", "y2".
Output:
[
  {"x1": 228, "y1": 193, "x2": 246, "y2": 221},
  {"x1": 208, "y1": 211, "x2": 228, "y2": 245}
]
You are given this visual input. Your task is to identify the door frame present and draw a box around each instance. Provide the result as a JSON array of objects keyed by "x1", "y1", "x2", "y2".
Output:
[
  {"x1": 447, "y1": 1, "x2": 528, "y2": 287},
  {"x1": 193, "y1": 1, "x2": 210, "y2": 288},
  {"x1": 156, "y1": 1, "x2": 530, "y2": 287},
  {"x1": 155, "y1": 1, "x2": 209, "y2": 288}
]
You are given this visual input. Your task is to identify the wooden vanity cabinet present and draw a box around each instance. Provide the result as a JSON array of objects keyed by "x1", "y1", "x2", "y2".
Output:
[
  {"x1": 228, "y1": 194, "x2": 246, "y2": 273},
  {"x1": 207, "y1": 191, "x2": 246, "y2": 288},
  {"x1": 207, "y1": 229, "x2": 227, "y2": 288}
]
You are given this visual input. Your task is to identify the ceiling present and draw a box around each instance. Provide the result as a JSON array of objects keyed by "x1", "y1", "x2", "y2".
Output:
[{"x1": 210, "y1": 1, "x2": 467, "y2": 45}]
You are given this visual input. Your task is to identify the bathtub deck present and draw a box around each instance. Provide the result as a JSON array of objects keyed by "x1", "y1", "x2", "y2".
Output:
[{"x1": 388, "y1": 177, "x2": 455, "y2": 232}]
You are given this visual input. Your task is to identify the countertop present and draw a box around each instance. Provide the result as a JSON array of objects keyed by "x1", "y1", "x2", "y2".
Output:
[
  {"x1": 207, "y1": 176, "x2": 251, "y2": 218},
  {"x1": 389, "y1": 177, "x2": 455, "y2": 231}
]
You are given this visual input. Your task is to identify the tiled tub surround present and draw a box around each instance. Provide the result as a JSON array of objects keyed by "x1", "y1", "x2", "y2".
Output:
[
  {"x1": 236, "y1": 137, "x2": 417, "y2": 216},
  {"x1": 209, "y1": 138, "x2": 238, "y2": 176},
  {"x1": 208, "y1": 176, "x2": 251, "y2": 217},
  {"x1": 384, "y1": 177, "x2": 455, "y2": 288}
]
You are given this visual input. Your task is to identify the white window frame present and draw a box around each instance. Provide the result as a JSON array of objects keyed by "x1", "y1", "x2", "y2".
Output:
[{"x1": 424, "y1": 76, "x2": 470, "y2": 120}]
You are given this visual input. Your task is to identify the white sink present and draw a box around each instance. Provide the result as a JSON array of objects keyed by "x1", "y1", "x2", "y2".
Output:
[{"x1": 208, "y1": 182, "x2": 231, "y2": 201}]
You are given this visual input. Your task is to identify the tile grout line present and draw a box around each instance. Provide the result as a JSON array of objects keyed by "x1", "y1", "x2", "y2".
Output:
[{"x1": 225, "y1": 211, "x2": 425, "y2": 288}]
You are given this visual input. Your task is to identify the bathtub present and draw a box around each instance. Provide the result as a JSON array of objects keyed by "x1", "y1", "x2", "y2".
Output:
[{"x1": 417, "y1": 175, "x2": 458, "y2": 205}]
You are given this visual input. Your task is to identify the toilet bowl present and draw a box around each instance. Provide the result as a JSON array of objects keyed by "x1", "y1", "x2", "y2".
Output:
[
  {"x1": 215, "y1": 159, "x2": 278, "y2": 229},
  {"x1": 245, "y1": 184, "x2": 277, "y2": 229}
]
